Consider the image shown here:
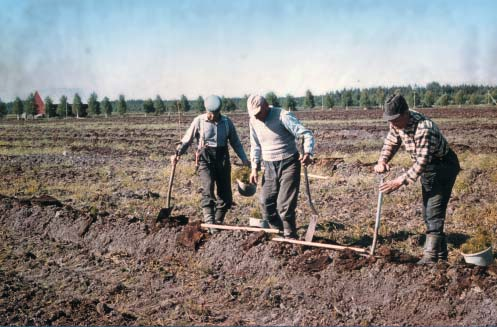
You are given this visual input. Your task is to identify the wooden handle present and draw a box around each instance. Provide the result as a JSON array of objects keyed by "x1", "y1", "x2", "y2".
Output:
[
  {"x1": 200, "y1": 224, "x2": 280, "y2": 234},
  {"x1": 272, "y1": 237, "x2": 368, "y2": 254},
  {"x1": 166, "y1": 160, "x2": 177, "y2": 208}
]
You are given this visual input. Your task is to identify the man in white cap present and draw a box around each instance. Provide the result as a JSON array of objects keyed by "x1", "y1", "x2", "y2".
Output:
[
  {"x1": 248, "y1": 94, "x2": 314, "y2": 239},
  {"x1": 173, "y1": 95, "x2": 250, "y2": 231}
]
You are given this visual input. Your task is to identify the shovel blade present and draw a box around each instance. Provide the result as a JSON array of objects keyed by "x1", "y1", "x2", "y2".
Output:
[
  {"x1": 304, "y1": 215, "x2": 318, "y2": 242},
  {"x1": 157, "y1": 207, "x2": 174, "y2": 222}
]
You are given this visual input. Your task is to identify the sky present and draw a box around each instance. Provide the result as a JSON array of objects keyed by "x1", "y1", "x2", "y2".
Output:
[{"x1": 1, "y1": 0, "x2": 497, "y2": 101}]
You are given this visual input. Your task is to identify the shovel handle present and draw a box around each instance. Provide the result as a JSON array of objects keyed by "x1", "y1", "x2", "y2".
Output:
[
  {"x1": 166, "y1": 158, "x2": 178, "y2": 208},
  {"x1": 370, "y1": 175, "x2": 384, "y2": 256},
  {"x1": 300, "y1": 138, "x2": 319, "y2": 216}
]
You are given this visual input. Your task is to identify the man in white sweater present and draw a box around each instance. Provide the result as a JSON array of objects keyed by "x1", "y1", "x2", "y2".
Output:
[{"x1": 248, "y1": 95, "x2": 314, "y2": 239}]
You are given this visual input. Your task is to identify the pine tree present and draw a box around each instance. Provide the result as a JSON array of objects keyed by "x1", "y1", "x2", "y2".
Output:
[
  {"x1": 224, "y1": 98, "x2": 237, "y2": 112},
  {"x1": 469, "y1": 93, "x2": 479, "y2": 105},
  {"x1": 238, "y1": 95, "x2": 248, "y2": 111},
  {"x1": 323, "y1": 93, "x2": 334, "y2": 109},
  {"x1": 13, "y1": 97, "x2": 23, "y2": 120},
  {"x1": 284, "y1": 94, "x2": 297, "y2": 111},
  {"x1": 265, "y1": 92, "x2": 280, "y2": 107},
  {"x1": 25, "y1": 93, "x2": 36, "y2": 118},
  {"x1": 0, "y1": 99, "x2": 7, "y2": 119},
  {"x1": 359, "y1": 90, "x2": 370, "y2": 108},
  {"x1": 304, "y1": 90, "x2": 315, "y2": 109},
  {"x1": 57, "y1": 96, "x2": 68, "y2": 118},
  {"x1": 375, "y1": 88, "x2": 385, "y2": 108},
  {"x1": 44, "y1": 96, "x2": 55, "y2": 118},
  {"x1": 435, "y1": 94, "x2": 449, "y2": 106},
  {"x1": 454, "y1": 90, "x2": 465, "y2": 107},
  {"x1": 179, "y1": 95, "x2": 190, "y2": 112},
  {"x1": 194, "y1": 96, "x2": 205, "y2": 112},
  {"x1": 88, "y1": 92, "x2": 100, "y2": 116},
  {"x1": 423, "y1": 91, "x2": 434, "y2": 107},
  {"x1": 72, "y1": 93, "x2": 82, "y2": 118},
  {"x1": 117, "y1": 95, "x2": 127, "y2": 115},
  {"x1": 101, "y1": 97, "x2": 112, "y2": 117},
  {"x1": 341, "y1": 91, "x2": 353, "y2": 108},
  {"x1": 143, "y1": 98, "x2": 154, "y2": 115},
  {"x1": 154, "y1": 95, "x2": 165, "y2": 115}
]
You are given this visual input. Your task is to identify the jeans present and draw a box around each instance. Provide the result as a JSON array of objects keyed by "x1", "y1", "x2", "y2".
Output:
[{"x1": 421, "y1": 149, "x2": 460, "y2": 234}]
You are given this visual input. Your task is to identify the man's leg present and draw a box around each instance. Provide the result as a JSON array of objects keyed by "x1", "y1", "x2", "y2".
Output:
[
  {"x1": 215, "y1": 157, "x2": 232, "y2": 224},
  {"x1": 198, "y1": 162, "x2": 216, "y2": 232},
  {"x1": 260, "y1": 161, "x2": 283, "y2": 231},
  {"x1": 419, "y1": 156, "x2": 460, "y2": 263},
  {"x1": 277, "y1": 155, "x2": 301, "y2": 239}
]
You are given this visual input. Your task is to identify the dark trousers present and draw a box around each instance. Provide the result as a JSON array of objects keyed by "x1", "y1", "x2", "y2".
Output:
[
  {"x1": 198, "y1": 147, "x2": 232, "y2": 214},
  {"x1": 421, "y1": 149, "x2": 460, "y2": 234},
  {"x1": 260, "y1": 153, "x2": 301, "y2": 236}
]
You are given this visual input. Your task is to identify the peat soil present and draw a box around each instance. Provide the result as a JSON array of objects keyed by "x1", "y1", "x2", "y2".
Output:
[
  {"x1": 1, "y1": 194, "x2": 497, "y2": 326},
  {"x1": 2, "y1": 108, "x2": 497, "y2": 325}
]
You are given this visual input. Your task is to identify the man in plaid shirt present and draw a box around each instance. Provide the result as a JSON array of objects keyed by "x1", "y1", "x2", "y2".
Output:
[{"x1": 374, "y1": 94, "x2": 460, "y2": 264}]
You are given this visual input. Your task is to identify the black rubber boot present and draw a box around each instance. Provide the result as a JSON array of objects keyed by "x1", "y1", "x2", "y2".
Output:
[
  {"x1": 215, "y1": 209, "x2": 227, "y2": 225},
  {"x1": 202, "y1": 207, "x2": 217, "y2": 234},
  {"x1": 438, "y1": 233, "x2": 448, "y2": 261},
  {"x1": 417, "y1": 234, "x2": 442, "y2": 264}
]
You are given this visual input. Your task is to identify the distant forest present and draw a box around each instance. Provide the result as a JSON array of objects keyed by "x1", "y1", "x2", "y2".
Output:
[{"x1": 1, "y1": 82, "x2": 496, "y2": 118}]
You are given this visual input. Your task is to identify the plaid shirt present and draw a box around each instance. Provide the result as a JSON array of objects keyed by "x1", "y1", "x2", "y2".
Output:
[{"x1": 379, "y1": 110, "x2": 449, "y2": 185}]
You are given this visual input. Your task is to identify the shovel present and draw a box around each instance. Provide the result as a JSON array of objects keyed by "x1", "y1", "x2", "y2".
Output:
[
  {"x1": 370, "y1": 175, "x2": 384, "y2": 255},
  {"x1": 301, "y1": 138, "x2": 320, "y2": 242},
  {"x1": 157, "y1": 155, "x2": 178, "y2": 221}
]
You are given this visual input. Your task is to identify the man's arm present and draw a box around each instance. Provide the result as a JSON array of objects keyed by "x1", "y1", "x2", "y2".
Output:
[
  {"x1": 281, "y1": 111, "x2": 314, "y2": 162},
  {"x1": 378, "y1": 128, "x2": 401, "y2": 164},
  {"x1": 227, "y1": 119, "x2": 249, "y2": 164},
  {"x1": 176, "y1": 116, "x2": 200, "y2": 156},
  {"x1": 249, "y1": 121, "x2": 262, "y2": 170},
  {"x1": 249, "y1": 121, "x2": 262, "y2": 184}
]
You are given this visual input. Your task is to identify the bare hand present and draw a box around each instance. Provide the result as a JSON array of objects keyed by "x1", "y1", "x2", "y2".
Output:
[
  {"x1": 374, "y1": 161, "x2": 390, "y2": 173},
  {"x1": 300, "y1": 153, "x2": 313, "y2": 166},
  {"x1": 249, "y1": 168, "x2": 258, "y2": 184},
  {"x1": 379, "y1": 175, "x2": 404, "y2": 194}
]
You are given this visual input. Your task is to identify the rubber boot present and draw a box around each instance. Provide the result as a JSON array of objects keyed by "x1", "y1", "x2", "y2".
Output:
[
  {"x1": 202, "y1": 207, "x2": 217, "y2": 234},
  {"x1": 215, "y1": 209, "x2": 227, "y2": 225},
  {"x1": 282, "y1": 219, "x2": 298, "y2": 240},
  {"x1": 417, "y1": 234, "x2": 442, "y2": 264},
  {"x1": 438, "y1": 233, "x2": 448, "y2": 261}
]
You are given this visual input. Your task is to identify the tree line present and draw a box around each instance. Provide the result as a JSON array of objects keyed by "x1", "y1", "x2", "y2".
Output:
[{"x1": 1, "y1": 82, "x2": 496, "y2": 119}]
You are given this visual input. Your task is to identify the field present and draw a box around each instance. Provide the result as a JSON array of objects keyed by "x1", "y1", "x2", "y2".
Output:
[{"x1": 1, "y1": 107, "x2": 497, "y2": 325}]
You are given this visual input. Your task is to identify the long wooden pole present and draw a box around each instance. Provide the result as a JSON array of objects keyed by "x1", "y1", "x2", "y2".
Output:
[
  {"x1": 200, "y1": 223, "x2": 280, "y2": 234},
  {"x1": 200, "y1": 224, "x2": 370, "y2": 254},
  {"x1": 272, "y1": 237, "x2": 368, "y2": 254}
]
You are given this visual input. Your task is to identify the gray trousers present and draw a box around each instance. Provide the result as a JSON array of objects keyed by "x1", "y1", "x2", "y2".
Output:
[
  {"x1": 198, "y1": 147, "x2": 232, "y2": 222},
  {"x1": 260, "y1": 153, "x2": 301, "y2": 237},
  {"x1": 421, "y1": 149, "x2": 460, "y2": 234}
]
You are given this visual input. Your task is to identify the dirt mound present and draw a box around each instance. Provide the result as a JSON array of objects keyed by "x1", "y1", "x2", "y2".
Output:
[{"x1": 2, "y1": 195, "x2": 497, "y2": 325}]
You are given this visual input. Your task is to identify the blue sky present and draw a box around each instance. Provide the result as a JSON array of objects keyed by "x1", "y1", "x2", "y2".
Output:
[{"x1": 1, "y1": 0, "x2": 496, "y2": 101}]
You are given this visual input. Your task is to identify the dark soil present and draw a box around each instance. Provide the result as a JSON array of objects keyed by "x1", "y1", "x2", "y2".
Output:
[
  {"x1": 2, "y1": 108, "x2": 497, "y2": 325},
  {"x1": 1, "y1": 194, "x2": 497, "y2": 325}
]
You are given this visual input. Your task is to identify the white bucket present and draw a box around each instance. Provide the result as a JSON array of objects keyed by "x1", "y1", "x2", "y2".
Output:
[{"x1": 462, "y1": 246, "x2": 494, "y2": 267}]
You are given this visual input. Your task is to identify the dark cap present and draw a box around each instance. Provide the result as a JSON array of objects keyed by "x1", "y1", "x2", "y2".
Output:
[{"x1": 383, "y1": 94, "x2": 409, "y2": 121}]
